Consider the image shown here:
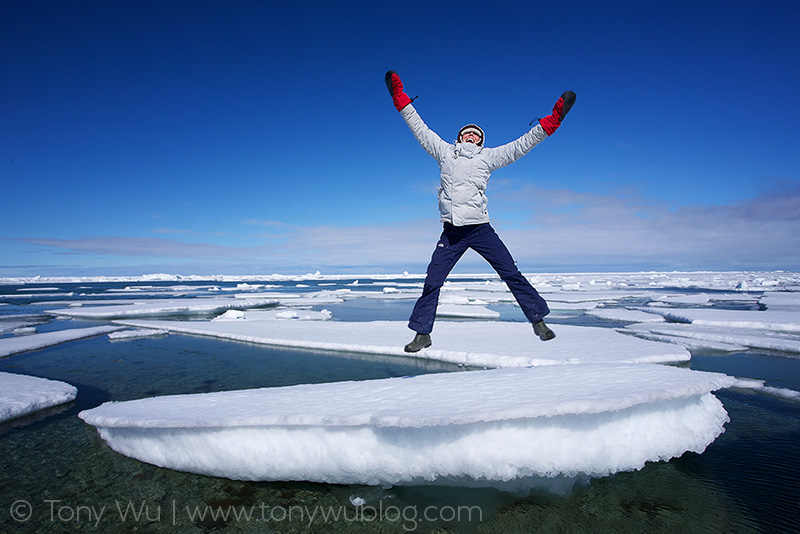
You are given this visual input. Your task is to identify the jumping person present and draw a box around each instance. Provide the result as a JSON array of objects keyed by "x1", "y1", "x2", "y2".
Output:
[{"x1": 385, "y1": 70, "x2": 575, "y2": 353}]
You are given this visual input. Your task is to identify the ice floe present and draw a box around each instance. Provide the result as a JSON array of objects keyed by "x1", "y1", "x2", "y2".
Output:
[
  {"x1": 435, "y1": 304, "x2": 500, "y2": 319},
  {"x1": 211, "y1": 309, "x2": 332, "y2": 321},
  {"x1": 760, "y1": 292, "x2": 800, "y2": 312},
  {"x1": 1, "y1": 372, "x2": 78, "y2": 423},
  {"x1": 586, "y1": 308, "x2": 666, "y2": 323},
  {"x1": 0, "y1": 325, "x2": 122, "y2": 358},
  {"x1": 46, "y1": 298, "x2": 278, "y2": 320},
  {"x1": 639, "y1": 307, "x2": 800, "y2": 333},
  {"x1": 108, "y1": 328, "x2": 170, "y2": 340},
  {"x1": 0, "y1": 314, "x2": 51, "y2": 334},
  {"x1": 79, "y1": 364, "x2": 735, "y2": 487},
  {"x1": 732, "y1": 378, "x2": 800, "y2": 400},
  {"x1": 625, "y1": 322, "x2": 800, "y2": 353},
  {"x1": 114, "y1": 319, "x2": 690, "y2": 367},
  {"x1": 233, "y1": 291, "x2": 346, "y2": 305}
]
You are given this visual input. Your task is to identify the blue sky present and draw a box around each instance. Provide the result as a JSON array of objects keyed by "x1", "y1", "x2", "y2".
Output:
[{"x1": 2, "y1": 0, "x2": 799, "y2": 276}]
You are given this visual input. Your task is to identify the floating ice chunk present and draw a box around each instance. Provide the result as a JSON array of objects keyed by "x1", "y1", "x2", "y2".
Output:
[
  {"x1": 541, "y1": 290, "x2": 652, "y2": 303},
  {"x1": 1, "y1": 372, "x2": 77, "y2": 423},
  {"x1": 587, "y1": 309, "x2": 666, "y2": 323},
  {"x1": 0, "y1": 326, "x2": 122, "y2": 358},
  {"x1": 212, "y1": 310, "x2": 246, "y2": 321},
  {"x1": 108, "y1": 329, "x2": 169, "y2": 340},
  {"x1": 733, "y1": 378, "x2": 800, "y2": 400},
  {"x1": 0, "y1": 314, "x2": 50, "y2": 334},
  {"x1": 46, "y1": 298, "x2": 278, "y2": 320},
  {"x1": 212, "y1": 309, "x2": 332, "y2": 321},
  {"x1": 13, "y1": 327, "x2": 38, "y2": 335},
  {"x1": 79, "y1": 364, "x2": 734, "y2": 486},
  {"x1": 655, "y1": 293, "x2": 711, "y2": 305},
  {"x1": 234, "y1": 292, "x2": 346, "y2": 305},
  {"x1": 114, "y1": 320, "x2": 690, "y2": 367}
]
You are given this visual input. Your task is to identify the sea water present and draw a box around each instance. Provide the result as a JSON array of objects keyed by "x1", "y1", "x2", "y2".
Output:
[{"x1": 1, "y1": 278, "x2": 798, "y2": 533}]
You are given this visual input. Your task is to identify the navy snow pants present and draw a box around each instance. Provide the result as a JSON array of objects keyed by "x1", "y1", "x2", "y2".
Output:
[{"x1": 408, "y1": 223, "x2": 550, "y2": 334}]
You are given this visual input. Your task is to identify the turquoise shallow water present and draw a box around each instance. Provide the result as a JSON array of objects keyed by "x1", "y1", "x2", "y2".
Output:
[{"x1": 1, "y1": 279, "x2": 799, "y2": 533}]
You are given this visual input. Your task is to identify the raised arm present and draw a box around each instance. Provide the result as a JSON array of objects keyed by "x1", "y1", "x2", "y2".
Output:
[
  {"x1": 486, "y1": 90, "x2": 576, "y2": 170},
  {"x1": 386, "y1": 70, "x2": 451, "y2": 161}
]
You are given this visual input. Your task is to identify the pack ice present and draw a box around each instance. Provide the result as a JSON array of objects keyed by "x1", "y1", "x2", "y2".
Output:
[{"x1": 75, "y1": 272, "x2": 789, "y2": 489}]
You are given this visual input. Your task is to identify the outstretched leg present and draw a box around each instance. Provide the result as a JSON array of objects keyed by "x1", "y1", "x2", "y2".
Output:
[
  {"x1": 408, "y1": 225, "x2": 470, "y2": 336},
  {"x1": 469, "y1": 225, "x2": 553, "y2": 338}
]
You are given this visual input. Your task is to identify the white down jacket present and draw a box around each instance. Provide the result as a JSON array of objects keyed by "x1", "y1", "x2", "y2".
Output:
[{"x1": 401, "y1": 104, "x2": 548, "y2": 226}]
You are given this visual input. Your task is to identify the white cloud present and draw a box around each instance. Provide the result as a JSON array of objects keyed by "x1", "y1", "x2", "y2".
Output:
[
  {"x1": 12, "y1": 184, "x2": 800, "y2": 274},
  {"x1": 492, "y1": 182, "x2": 800, "y2": 270}
]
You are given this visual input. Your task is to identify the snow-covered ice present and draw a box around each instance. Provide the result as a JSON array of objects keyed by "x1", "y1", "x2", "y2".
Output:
[
  {"x1": 586, "y1": 308, "x2": 666, "y2": 323},
  {"x1": 114, "y1": 319, "x2": 690, "y2": 367},
  {"x1": 760, "y1": 292, "x2": 800, "y2": 312},
  {"x1": 79, "y1": 364, "x2": 735, "y2": 487},
  {"x1": 108, "y1": 328, "x2": 170, "y2": 340},
  {"x1": 654, "y1": 293, "x2": 712, "y2": 306},
  {"x1": 639, "y1": 307, "x2": 800, "y2": 333},
  {"x1": 435, "y1": 303, "x2": 500, "y2": 319},
  {"x1": 625, "y1": 322, "x2": 800, "y2": 353},
  {"x1": 0, "y1": 314, "x2": 51, "y2": 334},
  {"x1": 211, "y1": 308, "x2": 332, "y2": 321},
  {"x1": 1, "y1": 372, "x2": 78, "y2": 423},
  {"x1": 0, "y1": 325, "x2": 122, "y2": 358},
  {"x1": 46, "y1": 298, "x2": 278, "y2": 320},
  {"x1": 233, "y1": 291, "x2": 346, "y2": 305},
  {"x1": 733, "y1": 378, "x2": 800, "y2": 400}
]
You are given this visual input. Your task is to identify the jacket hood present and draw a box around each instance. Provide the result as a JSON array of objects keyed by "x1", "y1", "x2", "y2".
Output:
[{"x1": 457, "y1": 124, "x2": 484, "y2": 146}]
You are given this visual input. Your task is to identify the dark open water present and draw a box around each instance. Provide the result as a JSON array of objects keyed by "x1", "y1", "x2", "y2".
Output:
[{"x1": 1, "y1": 278, "x2": 798, "y2": 533}]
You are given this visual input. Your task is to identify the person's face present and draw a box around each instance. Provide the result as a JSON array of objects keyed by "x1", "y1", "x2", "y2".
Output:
[{"x1": 460, "y1": 130, "x2": 481, "y2": 144}]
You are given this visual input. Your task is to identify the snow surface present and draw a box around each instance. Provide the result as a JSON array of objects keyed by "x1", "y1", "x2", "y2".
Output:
[
  {"x1": 80, "y1": 364, "x2": 734, "y2": 486},
  {"x1": 114, "y1": 319, "x2": 690, "y2": 368},
  {"x1": 0, "y1": 372, "x2": 77, "y2": 423},
  {"x1": 0, "y1": 325, "x2": 122, "y2": 358}
]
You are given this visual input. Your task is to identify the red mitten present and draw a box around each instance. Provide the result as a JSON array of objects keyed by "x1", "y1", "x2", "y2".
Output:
[
  {"x1": 385, "y1": 70, "x2": 413, "y2": 111},
  {"x1": 539, "y1": 90, "x2": 576, "y2": 136}
]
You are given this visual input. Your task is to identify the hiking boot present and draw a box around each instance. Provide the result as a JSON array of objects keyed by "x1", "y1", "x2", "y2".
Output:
[
  {"x1": 404, "y1": 333, "x2": 431, "y2": 353},
  {"x1": 533, "y1": 320, "x2": 556, "y2": 341}
]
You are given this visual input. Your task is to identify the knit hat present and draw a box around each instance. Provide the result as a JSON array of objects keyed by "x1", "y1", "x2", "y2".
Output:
[{"x1": 458, "y1": 124, "x2": 484, "y2": 146}]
